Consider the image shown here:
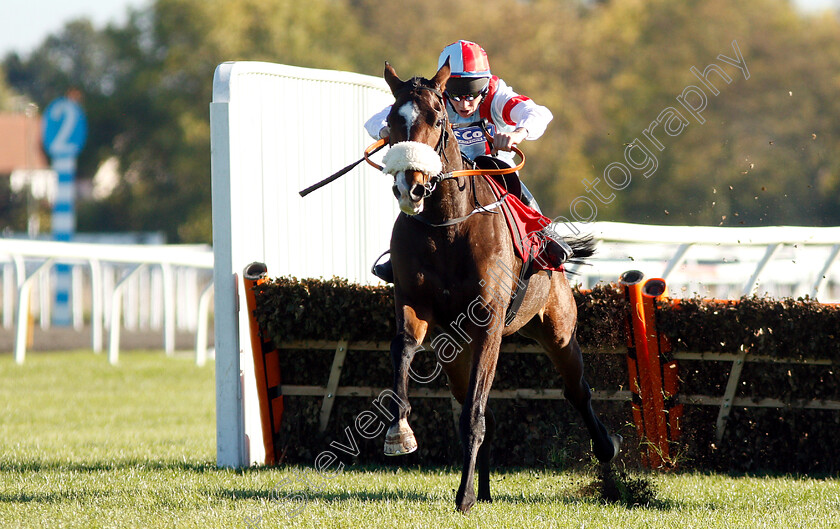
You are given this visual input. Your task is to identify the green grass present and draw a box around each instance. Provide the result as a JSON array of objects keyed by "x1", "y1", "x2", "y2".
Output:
[{"x1": 1, "y1": 351, "x2": 839, "y2": 528}]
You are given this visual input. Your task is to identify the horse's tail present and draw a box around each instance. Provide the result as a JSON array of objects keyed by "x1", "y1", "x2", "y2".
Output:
[{"x1": 564, "y1": 234, "x2": 596, "y2": 266}]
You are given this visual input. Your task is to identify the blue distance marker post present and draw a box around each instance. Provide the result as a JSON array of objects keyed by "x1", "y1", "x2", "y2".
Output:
[{"x1": 42, "y1": 93, "x2": 88, "y2": 327}]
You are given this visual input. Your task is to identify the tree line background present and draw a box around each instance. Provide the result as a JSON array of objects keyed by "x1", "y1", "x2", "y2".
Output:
[{"x1": 1, "y1": 0, "x2": 839, "y2": 244}]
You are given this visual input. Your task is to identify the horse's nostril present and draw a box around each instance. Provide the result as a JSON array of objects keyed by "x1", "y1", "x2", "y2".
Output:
[
  {"x1": 410, "y1": 184, "x2": 425, "y2": 201},
  {"x1": 392, "y1": 185, "x2": 401, "y2": 199}
]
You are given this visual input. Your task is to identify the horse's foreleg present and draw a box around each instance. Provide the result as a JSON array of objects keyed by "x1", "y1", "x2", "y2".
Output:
[
  {"x1": 455, "y1": 332, "x2": 501, "y2": 513},
  {"x1": 476, "y1": 406, "x2": 495, "y2": 503},
  {"x1": 384, "y1": 307, "x2": 428, "y2": 456}
]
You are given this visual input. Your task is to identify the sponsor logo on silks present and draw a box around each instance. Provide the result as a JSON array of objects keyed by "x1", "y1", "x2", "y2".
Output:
[{"x1": 453, "y1": 123, "x2": 496, "y2": 148}]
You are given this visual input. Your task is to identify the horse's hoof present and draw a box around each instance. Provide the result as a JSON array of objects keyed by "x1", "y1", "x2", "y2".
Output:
[
  {"x1": 610, "y1": 433, "x2": 623, "y2": 459},
  {"x1": 594, "y1": 433, "x2": 622, "y2": 463},
  {"x1": 383, "y1": 419, "x2": 418, "y2": 456},
  {"x1": 455, "y1": 497, "x2": 475, "y2": 514},
  {"x1": 455, "y1": 487, "x2": 477, "y2": 513}
]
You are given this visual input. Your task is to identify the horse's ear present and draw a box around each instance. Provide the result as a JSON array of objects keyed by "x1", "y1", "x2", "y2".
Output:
[
  {"x1": 432, "y1": 58, "x2": 451, "y2": 92},
  {"x1": 384, "y1": 62, "x2": 404, "y2": 95}
]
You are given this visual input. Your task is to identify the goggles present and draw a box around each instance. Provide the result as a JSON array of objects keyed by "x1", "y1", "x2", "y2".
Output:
[{"x1": 445, "y1": 88, "x2": 487, "y2": 102}]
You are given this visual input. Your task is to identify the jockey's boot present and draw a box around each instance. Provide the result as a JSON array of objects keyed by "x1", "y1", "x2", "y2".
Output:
[
  {"x1": 540, "y1": 232, "x2": 574, "y2": 268},
  {"x1": 371, "y1": 251, "x2": 395, "y2": 283}
]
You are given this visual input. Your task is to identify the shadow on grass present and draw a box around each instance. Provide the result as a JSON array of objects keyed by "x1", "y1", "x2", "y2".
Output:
[
  {"x1": 218, "y1": 484, "x2": 683, "y2": 511},
  {"x1": 216, "y1": 487, "x2": 436, "y2": 504},
  {"x1": 0, "y1": 459, "x2": 217, "y2": 474},
  {"x1": 0, "y1": 489, "x2": 116, "y2": 504},
  {"x1": 218, "y1": 464, "x2": 685, "y2": 511},
  {"x1": 488, "y1": 490, "x2": 679, "y2": 510}
]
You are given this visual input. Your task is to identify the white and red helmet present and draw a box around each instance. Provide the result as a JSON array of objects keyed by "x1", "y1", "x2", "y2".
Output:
[
  {"x1": 438, "y1": 40, "x2": 491, "y2": 78},
  {"x1": 438, "y1": 40, "x2": 492, "y2": 95}
]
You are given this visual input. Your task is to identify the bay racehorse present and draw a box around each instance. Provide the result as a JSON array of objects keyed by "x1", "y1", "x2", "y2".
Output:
[{"x1": 372, "y1": 61, "x2": 621, "y2": 513}]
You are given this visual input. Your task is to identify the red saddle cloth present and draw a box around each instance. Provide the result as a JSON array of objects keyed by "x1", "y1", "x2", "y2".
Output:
[{"x1": 482, "y1": 175, "x2": 563, "y2": 272}]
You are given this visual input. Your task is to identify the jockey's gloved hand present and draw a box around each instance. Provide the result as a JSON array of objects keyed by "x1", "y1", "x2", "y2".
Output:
[
  {"x1": 491, "y1": 127, "x2": 528, "y2": 155},
  {"x1": 379, "y1": 126, "x2": 390, "y2": 139}
]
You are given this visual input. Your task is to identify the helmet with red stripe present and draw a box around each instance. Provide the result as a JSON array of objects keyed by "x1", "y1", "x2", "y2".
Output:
[
  {"x1": 439, "y1": 40, "x2": 491, "y2": 78},
  {"x1": 438, "y1": 40, "x2": 491, "y2": 95}
]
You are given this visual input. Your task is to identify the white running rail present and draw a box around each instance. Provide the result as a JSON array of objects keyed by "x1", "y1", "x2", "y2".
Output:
[
  {"x1": 570, "y1": 222, "x2": 840, "y2": 302},
  {"x1": 0, "y1": 238, "x2": 214, "y2": 365}
]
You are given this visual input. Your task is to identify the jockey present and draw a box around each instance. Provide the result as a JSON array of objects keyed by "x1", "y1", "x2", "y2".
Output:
[{"x1": 367, "y1": 40, "x2": 568, "y2": 283}]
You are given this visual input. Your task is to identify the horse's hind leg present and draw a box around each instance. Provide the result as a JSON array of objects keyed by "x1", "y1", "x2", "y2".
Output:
[
  {"x1": 524, "y1": 286, "x2": 621, "y2": 463},
  {"x1": 543, "y1": 332, "x2": 621, "y2": 463},
  {"x1": 561, "y1": 334, "x2": 620, "y2": 461}
]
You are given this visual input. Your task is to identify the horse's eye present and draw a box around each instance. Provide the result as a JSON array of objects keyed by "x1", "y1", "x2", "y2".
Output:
[{"x1": 436, "y1": 119, "x2": 444, "y2": 127}]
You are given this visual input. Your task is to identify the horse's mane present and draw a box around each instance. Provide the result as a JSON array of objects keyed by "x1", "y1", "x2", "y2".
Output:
[{"x1": 395, "y1": 76, "x2": 440, "y2": 98}]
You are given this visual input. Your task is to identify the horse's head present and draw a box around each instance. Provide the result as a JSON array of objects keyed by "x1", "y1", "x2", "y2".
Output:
[{"x1": 381, "y1": 61, "x2": 453, "y2": 215}]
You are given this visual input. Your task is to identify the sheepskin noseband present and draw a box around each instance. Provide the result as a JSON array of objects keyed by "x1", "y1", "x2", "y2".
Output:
[{"x1": 382, "y1": 141, "x2": 443, "y2": 177}]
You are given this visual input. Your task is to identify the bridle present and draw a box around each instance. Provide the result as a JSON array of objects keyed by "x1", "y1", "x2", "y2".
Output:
[
  {"x1": 299, "y1": 78, "x2": 523, "y2": 203},
  {"x1": 363, "y1": 79, "x2": 525, "y2": 227},
  {"x1": 363, "y1": 83, "x2": 525, "y2": 186},
  {"x1": 384, "y1": 82, "x2": 455, "y2": 199}
]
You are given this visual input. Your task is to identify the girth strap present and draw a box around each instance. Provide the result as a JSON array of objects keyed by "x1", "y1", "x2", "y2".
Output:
[{"x1": 504, "y1": 254, "x2": 535, "y2": 327}]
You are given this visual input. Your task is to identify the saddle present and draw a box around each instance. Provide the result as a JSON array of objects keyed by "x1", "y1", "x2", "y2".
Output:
[{"x1": 474, "y1": 156, "x2": 561, "y2": 326}]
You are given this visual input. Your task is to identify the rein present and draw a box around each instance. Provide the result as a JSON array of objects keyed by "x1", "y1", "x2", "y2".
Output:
[
  {"x1": 364, "y1": 138, "x2": 525, "y2": 228},
  {"x1": 364, "y1": 139, "x2": 525, "y2": 178}
]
